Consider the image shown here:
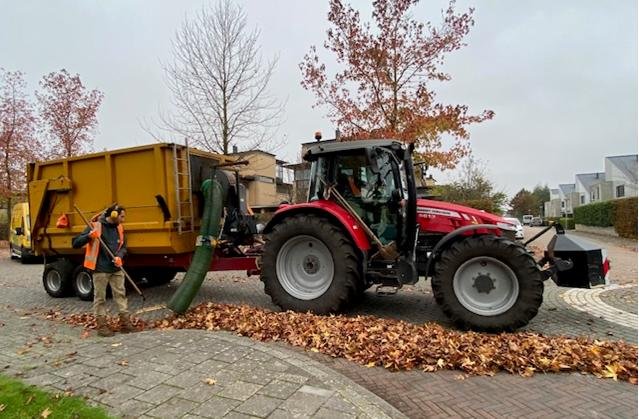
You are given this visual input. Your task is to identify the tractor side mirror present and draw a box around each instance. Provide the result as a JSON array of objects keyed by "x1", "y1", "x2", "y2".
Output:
[{"x1": 15, "y1": 227, "x2": 23, "y2": 236}]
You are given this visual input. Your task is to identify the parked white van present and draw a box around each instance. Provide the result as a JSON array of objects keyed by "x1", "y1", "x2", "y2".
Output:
[{"x1": 522, "y1": 214, "x2": 534, "y2": 225}]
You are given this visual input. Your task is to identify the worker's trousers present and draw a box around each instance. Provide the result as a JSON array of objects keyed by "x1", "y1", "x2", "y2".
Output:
[{"x1": 93, "y1": 271, "x2": 128, "y2": 317}]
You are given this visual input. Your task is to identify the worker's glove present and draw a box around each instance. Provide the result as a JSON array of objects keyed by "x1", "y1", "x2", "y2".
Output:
[
  {"x1": 88, "y1": 229, "x2": 100, "y2": 239},
  {"x1": 113, "y1": 257, "x2": 123, "y2": 268}
]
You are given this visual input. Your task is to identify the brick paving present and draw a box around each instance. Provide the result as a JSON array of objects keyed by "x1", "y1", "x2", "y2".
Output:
[
  {"x1": 0, "y1": 307, "x2": 403, "y2": 419},
  {"x1": 600, "y1": 287, "x2": 638, "y2": 315},
  {"x1": 1, "y1": 226, "x2": 637, "y2": 419}
]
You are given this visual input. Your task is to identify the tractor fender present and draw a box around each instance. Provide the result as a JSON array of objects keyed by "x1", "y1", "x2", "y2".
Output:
[
  {"x1": 264, "y1": 201, "x2": 371, "y2": 251},
  {"x1": 424, "y1": 224, "x2": 502, "y2": 277}
]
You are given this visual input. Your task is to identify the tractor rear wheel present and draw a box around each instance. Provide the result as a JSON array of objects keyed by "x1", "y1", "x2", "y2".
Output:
[
  {"x1": 261, "y1": 214, "x2": 360, "y2": 314},
  {"x1": 432, "y1": 235, "x2": 543, "y2": 332}
]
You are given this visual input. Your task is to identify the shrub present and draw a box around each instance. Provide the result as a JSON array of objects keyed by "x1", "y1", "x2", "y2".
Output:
[
  {"x1": 574, "y1": 201, "x2": 614, "y2": 227},
  {"x1": 613, "y1": 197, "x2": 637, "y2": 239}
]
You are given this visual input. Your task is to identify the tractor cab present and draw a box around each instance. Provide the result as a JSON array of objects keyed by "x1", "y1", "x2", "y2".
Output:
[
  {"x1": 303, "y1": 140, "x2": 419, "y2": 286},
  {"x1": 306, "y1": 141, "x2": 416, "y2": 246}
]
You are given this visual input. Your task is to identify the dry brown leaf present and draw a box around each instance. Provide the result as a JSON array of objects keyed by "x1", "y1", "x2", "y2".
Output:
[
  {"x1": 41, "y1": 407, "x2": 52, "y2": 418},
  {"x1": 111, "y1": 343, "x2": 122, "y2": 347},
  {"x1": 204, "y1": 378, "x2": 216, "y2": 385},
  {"x1": 116, "y1": 359, "x2": 128, "y2": 367},
  {"x1": 0, "y1": 404, "x2": 5, "y2": 412},
  {"x1": 41, "y1": 303, "x2": 638, "y2": 383}
]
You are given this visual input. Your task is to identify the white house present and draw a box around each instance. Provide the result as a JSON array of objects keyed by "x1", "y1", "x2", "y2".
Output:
[
  {"x1": 575, "y1": 172, "x2": 605, "y2": 205},
  {"x1": 558, "y1": 183, "x2": 578, "y2": 216},
  {"x1": 604, "y1": 155, "x2": 638, "y2": 199}
]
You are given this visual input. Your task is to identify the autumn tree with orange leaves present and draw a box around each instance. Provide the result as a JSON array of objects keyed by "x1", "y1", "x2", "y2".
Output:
[
  {"x1": 37, "y1": 69, "x2": 104, "y2": 158},
  {"x1": 300, "y1": 0, "x2": 494, "y2": 169},
  {"x1": 0, "y1": 69, "x2": 40, "y2": 213}
]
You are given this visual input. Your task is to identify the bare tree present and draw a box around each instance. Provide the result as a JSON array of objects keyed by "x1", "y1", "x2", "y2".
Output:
[
  {"x1": 160, "y1": 0, "x2": 284, "y2": 154},
  {"x1": 0, "y1": 69, "x2": 39, "y2": 212}
]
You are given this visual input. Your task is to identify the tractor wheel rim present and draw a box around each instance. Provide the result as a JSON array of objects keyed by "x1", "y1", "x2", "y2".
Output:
[
  {"x1": 276, "y1": 235, "x2": 334, "y2": 300},
  {"x1": 46, "y1": 270, "x2": 62, "y2": 292},
  {"x1": 452, "y1": 256, "x2": 519, "y2": 316},
  {"x1": 76, "y1": 271, "x2": 93, "y2": 295}
]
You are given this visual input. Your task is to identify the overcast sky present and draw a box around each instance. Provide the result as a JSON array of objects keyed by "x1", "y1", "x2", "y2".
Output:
[{"x1": 1, "y1": 0, "x2": 637, "y2": 197}]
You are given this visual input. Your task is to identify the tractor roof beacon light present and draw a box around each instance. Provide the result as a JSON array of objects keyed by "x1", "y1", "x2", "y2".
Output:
[{"x1": 314, "y1": 131, "x2": 322, "y2": 141}]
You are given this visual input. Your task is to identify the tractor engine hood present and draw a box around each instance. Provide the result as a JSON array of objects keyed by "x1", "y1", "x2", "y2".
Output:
[{"x1": 416, "y1": 199, "x2": 509, "y2": 230}]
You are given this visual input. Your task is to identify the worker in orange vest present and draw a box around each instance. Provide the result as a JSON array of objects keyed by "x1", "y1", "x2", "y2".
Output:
[{"x1": 72, "y1": 205, "x2": 133, "y2": 337}]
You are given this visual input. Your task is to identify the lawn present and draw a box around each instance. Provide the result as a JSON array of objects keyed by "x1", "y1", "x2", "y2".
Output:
[{"x1": 0, "y1": 374, "x2": 113, "y2": 419}]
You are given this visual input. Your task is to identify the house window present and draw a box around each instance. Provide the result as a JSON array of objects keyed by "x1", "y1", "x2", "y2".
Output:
[
  {"x1": 616, "y1": 185, "x2": 625, "y2": 198},
  {"x1": 277, "y1": 165, "x2": 284, "y2": 181},
  {"x1": 580, "y1": 195, "x2": 585, "y2": 204},
  {"x1": 561, "y1": 201, "x2": 565, "y2": 208}
]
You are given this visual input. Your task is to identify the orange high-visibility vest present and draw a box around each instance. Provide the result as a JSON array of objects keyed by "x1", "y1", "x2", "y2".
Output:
[{"x1": 84, "y1": 222, "x2": 124, "y2": 270}]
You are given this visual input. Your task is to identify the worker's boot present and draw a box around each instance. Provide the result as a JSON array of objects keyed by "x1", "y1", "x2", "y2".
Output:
[
  {"x1": 119, "y1": 313, "x2": 135, "y2": 334},
  {"x1": 96, "y1": 316, "x2": 114, "y2": 337}
]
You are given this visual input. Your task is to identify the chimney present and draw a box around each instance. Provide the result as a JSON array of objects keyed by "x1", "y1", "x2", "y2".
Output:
[
  {"x1": 335, "y1": 129, "x2": 341, "y2": 140},
  {"x1": 232, "y1": 145, "x2": 238, "y2": 153}
]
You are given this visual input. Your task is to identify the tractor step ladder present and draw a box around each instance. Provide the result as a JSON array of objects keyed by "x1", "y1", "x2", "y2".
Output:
[{"x1": 172, "y1": 141, "x2": 194, "y2": 234}]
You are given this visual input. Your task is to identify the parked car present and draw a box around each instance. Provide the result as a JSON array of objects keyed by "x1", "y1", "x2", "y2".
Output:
[
  {"x1": 503, "y1": 217, "x2": 524, "y2": 240},
  {"x1": 522, "y1": 214, "x2": 534, "y2": 225},
  {"x1": 530, "y1": 216, "x2": 543, "y2": 226}
]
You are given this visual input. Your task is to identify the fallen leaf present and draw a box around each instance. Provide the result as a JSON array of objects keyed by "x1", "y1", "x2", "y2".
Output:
[
  {"x1": 0, "y1": 404, "x2": 5, "y2": 412},
  {"x1": 26, "y1": 395, "x2": 34, "y2": 405},
  {"x1": 116, "y1": 359, "x2": 129, "y2": 367},
  {"x1": 80, "y1": 330, "x2": 90, "y2": 339},
  {"x1": 366, "y1": 361, "x2": 376, "y2": 368},
  {"x1": 204, "y1": 378, "x2": 216, "y2": 385},
  {"x1": 41, "y1": 407, "x2": 52, "y2": 418},
  {"x1": 111, "y1": 343, "x2": 122, "y2": 347}
]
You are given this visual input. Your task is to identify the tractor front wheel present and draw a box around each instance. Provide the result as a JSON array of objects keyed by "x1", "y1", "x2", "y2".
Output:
[
  {"x1": 432, "y1": 235, "x2": 544, "y2": 332},
  {"x1": 261, "y1": 214, "x2": 360, "y2": 314}
]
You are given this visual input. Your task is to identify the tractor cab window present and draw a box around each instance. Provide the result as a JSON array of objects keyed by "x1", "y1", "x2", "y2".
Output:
[{"x1": 335, "y1": 149, "x2": 401, "y2": 244}]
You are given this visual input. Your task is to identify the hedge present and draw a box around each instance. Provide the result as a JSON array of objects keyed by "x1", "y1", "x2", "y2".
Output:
[
  {"x1": 574, "y1": 201, "x2": 614, "y2": 227},
  {"x1": 614, "y1": 197, "x2": 637, "y2": 239}
]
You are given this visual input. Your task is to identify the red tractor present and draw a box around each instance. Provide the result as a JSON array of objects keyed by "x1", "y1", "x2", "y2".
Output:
[{"x1": 260, "y1": 139, "x2": 608, "y2": 331}]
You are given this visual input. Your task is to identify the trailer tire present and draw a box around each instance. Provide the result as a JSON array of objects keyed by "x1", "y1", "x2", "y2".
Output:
[
  {"x1": 42, "y1": 259, "x2": 74, "y2": 298},
  {"x1": 72, "y1": 266, "x2": 94, "y2": 301},
  {"x1": 432, "y1": 235, "x2": 543, "y2": 332},
  {"x1": 261, "y1": 214, "x2": 360, "y2": 314}
]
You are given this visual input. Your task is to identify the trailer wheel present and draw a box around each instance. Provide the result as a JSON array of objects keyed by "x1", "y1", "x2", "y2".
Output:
[
  {"x1": 432, "y1": 235, "x2": 544, "y2": 332},
  {"x1": 42, "y1": 259, "x2": 74, "y2": 298},
  {"x1": 261, "y1": 214, "x2": 360, "y2": 314},
  {"x1": 72, "y1": 266, "x2": 94, "y2": 301}
]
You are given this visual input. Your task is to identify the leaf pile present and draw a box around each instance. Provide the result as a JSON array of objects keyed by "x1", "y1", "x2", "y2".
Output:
[
  {"x1": 45, "y1": 304, "x2": 637, "y2": 383},
  {"x1": 42, "y1": 311, "x2": 148, "y2": 334}
]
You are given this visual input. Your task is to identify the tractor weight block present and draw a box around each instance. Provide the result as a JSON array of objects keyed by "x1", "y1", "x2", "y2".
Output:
[{"x1": 547, "y1": 234, "x2": 607, "y2": 289}]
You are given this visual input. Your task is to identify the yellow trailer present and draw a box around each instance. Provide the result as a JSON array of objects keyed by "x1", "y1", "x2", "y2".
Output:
[{"x1": 28, "y1": 143, "x2": 259, "y2": 300}]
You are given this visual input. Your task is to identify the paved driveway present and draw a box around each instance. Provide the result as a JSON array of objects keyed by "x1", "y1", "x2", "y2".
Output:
[{"x1": 1, "y1": 228, "x2": 637, "y2": 419}]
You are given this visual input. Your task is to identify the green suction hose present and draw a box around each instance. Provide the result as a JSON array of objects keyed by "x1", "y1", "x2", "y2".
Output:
[{"x1": 167, "y1": 178, "x2": 225, "y2": 314}]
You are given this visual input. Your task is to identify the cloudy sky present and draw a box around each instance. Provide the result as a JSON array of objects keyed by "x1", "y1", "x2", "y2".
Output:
[{"x1": 1, "y1": 0, "x2": 636, "y2": 197}]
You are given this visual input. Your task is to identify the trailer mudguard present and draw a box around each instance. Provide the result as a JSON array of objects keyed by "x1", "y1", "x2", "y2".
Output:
[{"x1": 167, "y1": 179, "x2": 225, "y2": 314}]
